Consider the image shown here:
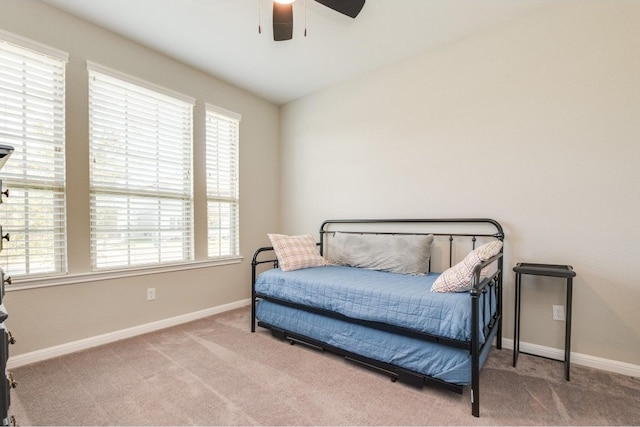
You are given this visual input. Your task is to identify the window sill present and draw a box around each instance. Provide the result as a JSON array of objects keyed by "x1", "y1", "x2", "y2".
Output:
[{"x1": 5, "y1": 257, "x2": 244, "y2": 291}]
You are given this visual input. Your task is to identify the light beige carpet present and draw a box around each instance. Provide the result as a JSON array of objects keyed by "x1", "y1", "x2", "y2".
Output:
[{"x1": 9, "y1": 307, "x2": 640, "y2": 425}]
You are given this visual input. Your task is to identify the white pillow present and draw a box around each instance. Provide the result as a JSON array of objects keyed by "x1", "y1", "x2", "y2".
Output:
[
  {"x1": 328, "y1": 232, "x2": 434, "y2": 275},
  {"x1": 431, "y1": 240, "x2": 503, "y2": 292},
  {"x1": 267, "y1": 233, "x2": 327, "y2": 272}
]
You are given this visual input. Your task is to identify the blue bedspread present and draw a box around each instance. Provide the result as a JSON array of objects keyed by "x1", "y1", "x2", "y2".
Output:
[
  {"x1": 254, "y1": 265, "x2": 492, "y2": 343},
  {"x1": 255, "y1": 300, "x2": 497, "y2": 384}
]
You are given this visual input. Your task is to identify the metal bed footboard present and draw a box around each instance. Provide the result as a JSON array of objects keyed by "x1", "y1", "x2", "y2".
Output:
[{"x1": 251, "y1": 218, "x2": 504, "y2": 418}]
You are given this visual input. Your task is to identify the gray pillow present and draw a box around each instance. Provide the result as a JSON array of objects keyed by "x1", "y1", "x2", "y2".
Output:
[{"x1": 327, "y1": 232, "x2": 434, "y2": 275}]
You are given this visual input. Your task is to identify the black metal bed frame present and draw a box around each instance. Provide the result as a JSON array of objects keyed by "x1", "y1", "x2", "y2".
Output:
[{"x1": 251, "y1": 218, "x2": 504, "y2": 417}]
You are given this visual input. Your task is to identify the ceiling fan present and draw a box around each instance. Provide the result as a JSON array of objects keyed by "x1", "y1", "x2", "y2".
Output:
[{"x1": 270, "y1": 0, "x2": 366, "y2": 41}]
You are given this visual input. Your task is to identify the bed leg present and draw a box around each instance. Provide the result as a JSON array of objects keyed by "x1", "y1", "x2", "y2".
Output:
[
  {"x1": 471, "y1": 288, "x2": 481, "y2": 417},
  {"x1": 497, "y1": 257, "x2": 504, "y2": 350},
  {"x1": 251, "y1": 299, "x2": 256, "y2": 333},
  {"x1": 471, "y1": 350, "x2": 480, "y2": 417},
  {"x1": 251, "y1": 260, "x2": 257, "y2": 333},
  {"x1": 471, "y1": 386, "x2": 480, "y2": 417}
]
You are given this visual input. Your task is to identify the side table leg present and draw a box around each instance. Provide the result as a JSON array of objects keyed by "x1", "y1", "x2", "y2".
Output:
[
  {"x1": 565, "y1": 277, "x2": 573, "y2": 381},
  {"x1": 513, "y1": 273, "x2": 521, "y2": 367}
]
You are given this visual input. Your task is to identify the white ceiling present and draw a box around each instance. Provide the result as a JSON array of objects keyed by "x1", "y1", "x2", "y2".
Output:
[{"x1": 40, "y1": 0, "x2": 551, "y2": 105}]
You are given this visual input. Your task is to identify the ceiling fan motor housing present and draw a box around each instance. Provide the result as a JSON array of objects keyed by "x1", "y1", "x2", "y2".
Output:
[{"x1": 272, "y1": 0, "x2": 365, "y2": 41}]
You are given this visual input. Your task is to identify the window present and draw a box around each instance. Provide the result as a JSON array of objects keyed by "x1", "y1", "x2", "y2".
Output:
[
  {"x1": 0, "y1": 31, "x2": 68, "y2": 278},
  {"x1": 205, "y1": 104, "x2": 240, "y2": 258},
  {"x1": 88, "y1": 62, "x2": 194, "y2": 270}
]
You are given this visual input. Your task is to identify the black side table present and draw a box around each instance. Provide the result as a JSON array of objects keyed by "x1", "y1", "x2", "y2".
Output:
[{"x1": 513, "y1": 263, "x2": 576, "y2": 380}]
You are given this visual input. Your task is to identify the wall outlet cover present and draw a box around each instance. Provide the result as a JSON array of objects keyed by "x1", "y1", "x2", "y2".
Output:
[{"x1": 552, "y1": 304, "x2": 565, "y2": 321}]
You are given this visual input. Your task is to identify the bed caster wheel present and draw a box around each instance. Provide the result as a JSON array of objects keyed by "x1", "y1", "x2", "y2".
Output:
[{"x1": 391, "y1": 377, "x2": 397, "y2": 383}]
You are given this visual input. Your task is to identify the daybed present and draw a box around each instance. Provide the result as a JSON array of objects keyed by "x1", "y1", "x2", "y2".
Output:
[{"x1": 251, "y1": 219, "x2": 504, "y2": 417}]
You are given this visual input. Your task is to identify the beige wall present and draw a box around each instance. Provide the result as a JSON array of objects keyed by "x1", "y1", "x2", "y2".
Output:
[
  {"x1": 280, "y1": 1, "x2": 640, "y2": 366},
  {"x1": 1, "y1": 0, "x2": 280, "y2": 355}
]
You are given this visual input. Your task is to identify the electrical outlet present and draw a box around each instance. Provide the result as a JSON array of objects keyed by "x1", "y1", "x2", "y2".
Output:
[
  {"x1": 147, "y1": 287, "x2": 156, "y2": 301},
  {"x1": 552, "y1": 305, "x2": 565, "y2": 321}
]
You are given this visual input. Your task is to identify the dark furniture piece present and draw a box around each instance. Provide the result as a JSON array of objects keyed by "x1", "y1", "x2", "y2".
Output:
[
  {"x1": 252, "y1": 218, "x2": 505, "y2": 417},
  {"x1": 513, "y1": 263, "x2": 576, "y2": 381},
  {"x1": 0, "y1": 147, "x2": 16, "y2": 426}
]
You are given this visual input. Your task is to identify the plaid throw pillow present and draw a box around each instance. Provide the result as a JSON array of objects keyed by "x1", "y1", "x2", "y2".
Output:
[
  {"x1": 431, "y1": 240, "x2": 503, "y2": 292},
  {"x1": 268, "y1": 233, "x2": 328, "y2": 272}
]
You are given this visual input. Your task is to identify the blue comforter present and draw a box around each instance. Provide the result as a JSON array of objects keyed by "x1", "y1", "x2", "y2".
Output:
[
  {"x1": 254, "y1": 265, "x2": 492, "y2": 343},
  {"x1": 255, "y1": 299, "x2": 494, "y2": 384}
]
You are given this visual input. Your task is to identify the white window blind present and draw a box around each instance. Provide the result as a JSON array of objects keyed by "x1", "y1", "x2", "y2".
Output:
[
  {"x1": 206, "y1": 104, "x2": 240, "y2": 258},
  {"x1": 88, "y1": 64, "x2": 194, "y2": 270},
  {"x1": 0, "y1": 32, "x2": 68, "y2": 278}
]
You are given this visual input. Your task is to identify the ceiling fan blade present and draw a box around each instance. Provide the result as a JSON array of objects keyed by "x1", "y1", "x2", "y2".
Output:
[
  {"x1": 273, "y1": 2, "x2": 293, "y2": 41},
  {"x1": 314, "y1": 0, "x2": 365, "y2": 18}
]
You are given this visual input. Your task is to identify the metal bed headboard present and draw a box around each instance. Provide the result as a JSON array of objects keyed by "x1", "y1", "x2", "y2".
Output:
[{"x1": 319, "y1": 218, "x2": 504, "y2": 271}]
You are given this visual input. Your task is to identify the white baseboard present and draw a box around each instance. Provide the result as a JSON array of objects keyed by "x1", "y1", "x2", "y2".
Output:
[
  {"x1": 8, "y1": 305, "x2": 639, "y2": 380},
  {"x1": 7, "y1": 299, "x2": 251, "y2": 369},
  {"x1": 501, "y1": 338, "x2": 640, "y2": 378}
]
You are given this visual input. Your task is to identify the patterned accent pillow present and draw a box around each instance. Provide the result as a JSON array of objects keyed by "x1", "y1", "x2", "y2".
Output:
[
  {"x1": 431, "y1": 240, "x2": 503, "y2": 293},
  {"x1": 327, "y1": 232, "x2": 434, "y2": 275},
  {"x1": 268, "y1": 233, "x2": 328, "y2": 272}
]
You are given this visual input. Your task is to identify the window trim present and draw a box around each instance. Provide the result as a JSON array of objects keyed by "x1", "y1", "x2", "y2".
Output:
[
  {"x1": 86, "y1": 61, "x2": 194, "y2": 105},
  {"x1": 206, "y1": 103, "x2": 241, "y2": 122},
  {"x1": 5, "y1": 256, "x2": 243, "y2": 291},
  {"x1": 0, "y1": 29, "x2": 69, "y2": 62}
]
